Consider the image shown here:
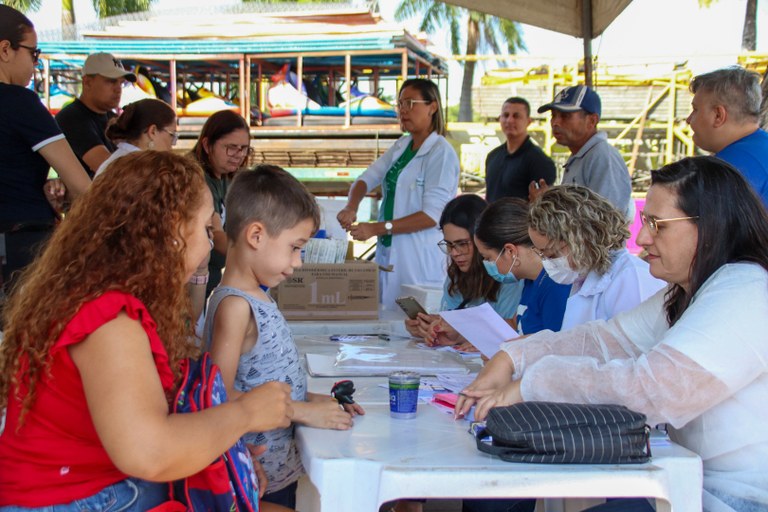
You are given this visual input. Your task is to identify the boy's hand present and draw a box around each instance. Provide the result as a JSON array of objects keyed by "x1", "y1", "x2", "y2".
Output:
[
  {"x1": 342, "y1": 402, "x2": 366, "y2": 416},
  {"x1": 293, "y1": 398, "x2": 355, "y2": 430}
]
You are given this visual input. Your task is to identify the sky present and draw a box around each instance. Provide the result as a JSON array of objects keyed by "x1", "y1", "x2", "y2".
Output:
[{"x1": 28, "y1": 0, "x2": 768, "y2": 104}]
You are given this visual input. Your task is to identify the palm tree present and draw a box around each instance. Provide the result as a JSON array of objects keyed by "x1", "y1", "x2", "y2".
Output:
[
  {"x1": 8, "y1": 0, "x2": 155, "y2": 38},
  {"x1": 395, "y1": 0, "x2": 524, "y2": 122},
  {"x1": 699, "y1": 0, "x2": 758, "y2": 51},
  {"x1": 91, "y1": 0, "x2": 153, "y2": 18}
]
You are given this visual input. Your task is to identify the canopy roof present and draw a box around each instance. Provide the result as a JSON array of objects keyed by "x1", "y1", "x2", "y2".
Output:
[{"x1": 442, "y1": 0, "x2": 632, "y2": 38}]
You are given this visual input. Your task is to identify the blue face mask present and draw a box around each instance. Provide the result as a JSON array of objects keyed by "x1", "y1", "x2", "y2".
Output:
[{"x1": 482, "y1": 249, "x2": 519, "y2": 284}]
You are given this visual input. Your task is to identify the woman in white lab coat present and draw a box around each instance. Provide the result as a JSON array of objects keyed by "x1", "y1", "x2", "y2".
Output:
[{"x1": 337, "y1": 79, "x2": 459, "y2": 309}]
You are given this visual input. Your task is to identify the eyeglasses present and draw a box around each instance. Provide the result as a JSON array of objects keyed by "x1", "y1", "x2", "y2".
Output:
[
  {"x1": 223, "y1": 144, "x2": 254, "y2": 158},
  {"x1": 17, "y1": 44, "x2": 42, "y2": 64},
  {"x1": 437, "y1": 239, "x2": 472, "y2": 255},
  {"x1": 162, "y1": 128, "x2": 179, "y2": 145},
  {"x1": 530, "y1": 241, "x2": 562, "y2": 260},
  {"x1": 639, "y1": 211, "x2": 699, "y2": 235},
  {"x1": 396, "y1": 99, "x2": 432, "y2": 112}
]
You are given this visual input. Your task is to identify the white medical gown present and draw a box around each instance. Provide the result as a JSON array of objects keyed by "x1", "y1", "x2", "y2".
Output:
[{"x1": 500, "y1": 262, "x2": 768, "y2": 511}]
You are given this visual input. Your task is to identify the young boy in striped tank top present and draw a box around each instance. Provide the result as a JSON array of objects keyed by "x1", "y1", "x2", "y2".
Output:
[{"x1": 203, "y1": 165, "x2": 365, "y2": 509}]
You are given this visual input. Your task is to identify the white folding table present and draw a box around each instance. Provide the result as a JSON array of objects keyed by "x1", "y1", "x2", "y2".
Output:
[{"x1": 292, "y1": 323, "x2": 703, "y2": 512}]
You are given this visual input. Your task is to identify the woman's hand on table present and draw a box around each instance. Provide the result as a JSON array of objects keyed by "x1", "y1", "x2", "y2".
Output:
[
  {"x1": 452, "y1": 340, "x2": 478, "y2": 353},
  {"x1": 410, "y1": 312, "x2": 438, "y2": 343},
  {"x1": 472, "y1": 381, "x2": 523, "y2": 422},
  {"x1": 293, "y1": 398, "x2": 355, "y2": 430},
  {"x1": 454, "y1": 351, "x2": 516, "y2": 419},
  {"x1": 404, "y1": 318, "x2": 421, "y2": 338},
  {"x1": 428, "y1": 319, "x2": 460, "y2": 347},
  {"x1": 337, "y1": 206, "x2": 357, "y2": 231}
]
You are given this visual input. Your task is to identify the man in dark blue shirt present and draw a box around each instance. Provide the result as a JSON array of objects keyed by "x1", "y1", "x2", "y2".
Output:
[{"x1": 484, "y1": 97, "x2": 556, "y2": 202}]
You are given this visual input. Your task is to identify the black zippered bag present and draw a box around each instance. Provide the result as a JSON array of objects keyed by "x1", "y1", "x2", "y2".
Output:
[{"x1": 476, "y1": 402, "x2": 651, "y2": 464}]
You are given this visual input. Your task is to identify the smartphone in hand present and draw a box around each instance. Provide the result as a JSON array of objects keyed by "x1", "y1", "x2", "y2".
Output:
[{"x1": 395, "y1": 296, "x2": 428, "y2": 320}]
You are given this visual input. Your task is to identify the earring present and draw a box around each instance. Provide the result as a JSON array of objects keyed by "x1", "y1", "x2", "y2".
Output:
[
  {"x1": 148, "y1": 140, "x2": 155, "y2": 150},
  {"x1": 173, "y1": 239, "x2": 179, "y2": 246}
]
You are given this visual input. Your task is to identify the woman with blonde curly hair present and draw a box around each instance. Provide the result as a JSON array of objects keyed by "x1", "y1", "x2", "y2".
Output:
[
  {"x1": 0, "y1": 151, "x2": 292, "y2": 511},
  {"x1": 528, "y1": 185, "x2": 664, "y2": 330}
]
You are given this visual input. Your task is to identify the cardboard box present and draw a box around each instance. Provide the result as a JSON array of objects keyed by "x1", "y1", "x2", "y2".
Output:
[{"x1": 276, "y1": 261, "x2": 379, "y2": 320}]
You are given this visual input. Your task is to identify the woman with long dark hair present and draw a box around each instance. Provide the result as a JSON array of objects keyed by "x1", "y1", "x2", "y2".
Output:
[
  {"x1": 405, "y1": 195, "x2": 522, "y2": 344},
  {"x1": 457, "y1": 156, "x2": 768, "y2": 512}
]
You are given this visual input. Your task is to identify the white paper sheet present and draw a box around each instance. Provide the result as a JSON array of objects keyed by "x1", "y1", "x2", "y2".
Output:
[{"x1": 439, "y1": 303, "x2": 519, "y2": 358}]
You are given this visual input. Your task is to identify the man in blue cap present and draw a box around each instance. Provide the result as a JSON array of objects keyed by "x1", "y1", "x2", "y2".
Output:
[
  {"x1": 534, "y1": 85, "x2": 632, "y2": 216},
  {"x1": 56, "y1": 53, "x2": 136, "y2": 177}
]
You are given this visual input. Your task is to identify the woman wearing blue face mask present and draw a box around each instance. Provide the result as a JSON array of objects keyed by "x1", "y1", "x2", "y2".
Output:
[
  {"x1": 474, "y1": 198, "x2": 572, "y2": 335},
  {"x1": 529, "y1": 186, "x2": 665, "y2": 330},
  {"x1": 404, "y1": 194, "x2": 523, "y2": 347}
]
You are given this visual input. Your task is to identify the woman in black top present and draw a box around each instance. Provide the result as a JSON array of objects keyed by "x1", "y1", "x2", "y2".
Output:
[{"x1": 0, "y1": 6, "x2": 90, "y2": 293}]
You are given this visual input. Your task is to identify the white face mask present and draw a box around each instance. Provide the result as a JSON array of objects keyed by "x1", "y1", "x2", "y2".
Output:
[{"x1": 541, "y1": 255, "x2": 582, "y2": 285}]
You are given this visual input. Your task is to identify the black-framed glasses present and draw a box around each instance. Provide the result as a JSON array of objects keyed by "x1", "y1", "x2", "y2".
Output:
[
  {"x1": 396, "y1": 99, "x2": 432, "y2": 112},
  {"x1": 223, "y1": 144, "x2": 254, "y2": 158},
  {"x1": 437, "y1": 239, "x2": 472, "y2": 255},
  {"x1": 162, "y1": 128, "x2": 179, "y2": 145},
  {"x1": 639, "y1": 211, "x2": 699, "y2": 235},
  {"x1": 17, "y1": 44, "x2": 42, "y2": 64}
]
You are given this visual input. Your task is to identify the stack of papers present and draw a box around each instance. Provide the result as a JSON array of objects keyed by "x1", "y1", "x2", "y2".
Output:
[{"x1": 302, "y1": 238, "x2": 348, "y2": 263}]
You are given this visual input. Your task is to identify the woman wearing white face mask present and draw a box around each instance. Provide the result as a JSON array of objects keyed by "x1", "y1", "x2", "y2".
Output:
[
  {"x1": 474, "y1": 198, "x2": 572, "y2": 335},
  {"x1": 528, "y1": 185, "x2": 665, "y2": 330}
]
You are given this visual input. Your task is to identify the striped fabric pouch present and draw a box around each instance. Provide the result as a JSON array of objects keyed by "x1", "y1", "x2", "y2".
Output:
[{"x1": 476, "y1": 402, "x2": 651, "y2": 464}]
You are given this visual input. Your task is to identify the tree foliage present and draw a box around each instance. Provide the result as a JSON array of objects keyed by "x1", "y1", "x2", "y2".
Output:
[{"x1": 396, "y1": 0, "x2": 524, "y2": 121}]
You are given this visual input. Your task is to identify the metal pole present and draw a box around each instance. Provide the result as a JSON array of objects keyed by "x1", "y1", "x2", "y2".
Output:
[
  {"x1": 344, "y1": 53, "x2": 351, "y2": 128},
  {"x1": 169, "y1": 59, "x2": 177, "y2": 112},
  {"x1": 297, "y1": 55, "x2": 304, "y2": 127},
  {"x1": 582, "y1": 0, "x2": 593, "y2": 87},
  {"x1": 43, "y1": 58, "x2": 50, "y2": 111}
]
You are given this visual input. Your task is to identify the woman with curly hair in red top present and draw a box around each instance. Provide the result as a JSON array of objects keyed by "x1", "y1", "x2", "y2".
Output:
[{"x1": 0, "y1": 151, "x2": 293, "y2": 511}]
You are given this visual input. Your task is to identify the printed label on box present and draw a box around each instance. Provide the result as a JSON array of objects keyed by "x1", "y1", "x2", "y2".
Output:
[{"x1": 276, "y1": 262, "x2": 379, "y2": 320}]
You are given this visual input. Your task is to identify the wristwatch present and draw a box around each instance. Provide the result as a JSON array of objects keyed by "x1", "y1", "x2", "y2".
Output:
[{"x1": 384, "y1": 221, "x2": 393, "y2": 235}]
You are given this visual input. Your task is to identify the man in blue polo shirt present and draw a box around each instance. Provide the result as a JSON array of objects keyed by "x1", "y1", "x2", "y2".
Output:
[{"x1": 687, "y1": 66, "x2": 768, "y2": 206}]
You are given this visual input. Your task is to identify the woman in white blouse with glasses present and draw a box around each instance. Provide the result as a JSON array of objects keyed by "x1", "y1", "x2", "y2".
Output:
[{"x1": 457, "y1": 156, "x2": 768, "y2": 512}]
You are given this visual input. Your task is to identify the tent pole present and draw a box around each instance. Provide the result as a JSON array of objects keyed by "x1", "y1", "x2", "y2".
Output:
[{"x1": 582, "y1": 0, "x2": 593, "y2": 87}]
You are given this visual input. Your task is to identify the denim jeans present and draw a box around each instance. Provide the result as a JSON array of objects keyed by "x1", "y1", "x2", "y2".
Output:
[{"x1": 0, "y1": 477, "x2": 169, "y2": 512}]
